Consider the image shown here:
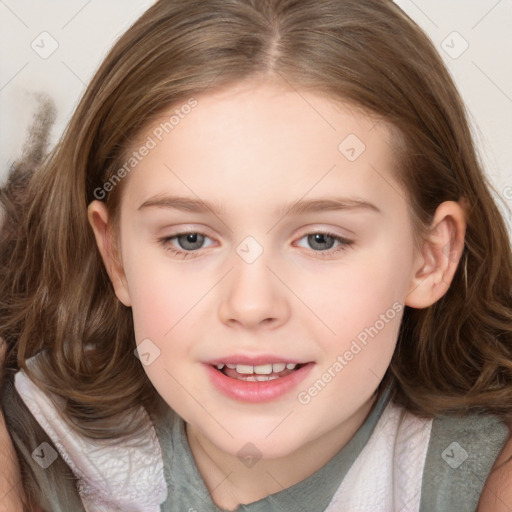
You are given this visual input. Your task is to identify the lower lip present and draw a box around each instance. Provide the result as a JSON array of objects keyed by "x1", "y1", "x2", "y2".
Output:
[{"x1": 204, "y1": 363, "x2": 314, "y2": 403}]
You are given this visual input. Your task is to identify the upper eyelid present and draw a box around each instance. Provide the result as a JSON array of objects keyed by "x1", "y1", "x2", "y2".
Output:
[
  {"x1": 159, "y1": 227, "x2": 216, "y2": 243},
  {"x1": 293, "y1": 232, "x2": 353, "y2": 249},
  {"x1": 162, "y1": 230, "x2": 353, "y2": 249},
  {"x1": 160, "y1": 224, "x2": 354, "y2": 238},
  {"x1": 161, "y1": 230, "x2": 352, "y2": 240}
]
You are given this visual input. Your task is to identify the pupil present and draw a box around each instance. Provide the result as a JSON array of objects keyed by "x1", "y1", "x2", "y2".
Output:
[
  {"x1": 309, "y1": 233, "x2": 334, "y2": 250},
  {"x1": 179, "y1": 233, "x2": 204, "y2": 250}
]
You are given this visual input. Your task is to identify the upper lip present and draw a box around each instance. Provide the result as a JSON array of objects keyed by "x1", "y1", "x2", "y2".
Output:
[{"x1": 205, "y1": 355, "x2": 311, "y2": 366}]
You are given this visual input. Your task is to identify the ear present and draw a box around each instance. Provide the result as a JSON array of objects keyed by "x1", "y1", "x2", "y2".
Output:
[
  {"x1": 405, "y1": 200, "x2": 467, "y2": 309},
  {"x1": 87, "y1": 200, "x2": 132, "y2": 307}
]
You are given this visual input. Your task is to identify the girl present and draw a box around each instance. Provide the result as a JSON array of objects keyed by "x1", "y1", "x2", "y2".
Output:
[{"x1": 1, "y1": 0, "x2": 512, "y2": 511}]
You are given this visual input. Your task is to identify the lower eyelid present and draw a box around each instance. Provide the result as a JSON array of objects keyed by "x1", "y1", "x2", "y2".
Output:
[{"x1": 159, "y1": 232, "x2": 354, "y2": 256}]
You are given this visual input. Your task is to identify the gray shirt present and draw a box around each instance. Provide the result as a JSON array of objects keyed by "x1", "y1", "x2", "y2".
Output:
[
  {"x1": 6, "y1": 377, "x2": 509, "y2": 512},
  {"x1": 153, "y1": 387, "x2": 508, "y2": 512}
]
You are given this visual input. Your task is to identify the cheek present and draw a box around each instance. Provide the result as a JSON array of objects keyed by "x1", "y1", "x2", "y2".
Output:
[
  {"x1": 122, "y1": 248, "x2": 204, "y2": 410},
  {"x1": 121, "y1": 243, "x2": 196, "y2": 341},
  {"x1": 308, "y1": 244, "x2": 410, "y2": 327},
  {"x1": 300, "y1": 236, "x2": 410, "y2": 373}
]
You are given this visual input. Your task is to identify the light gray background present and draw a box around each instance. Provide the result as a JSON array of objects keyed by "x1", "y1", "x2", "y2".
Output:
[{"x1": 1, "y1": 0, "x2": 511, "y2": 230}]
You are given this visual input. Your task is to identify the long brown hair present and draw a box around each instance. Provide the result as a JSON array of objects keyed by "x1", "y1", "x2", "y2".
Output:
[{"x1": 1, "y1": 0, "x2": 511, "y2": 504}]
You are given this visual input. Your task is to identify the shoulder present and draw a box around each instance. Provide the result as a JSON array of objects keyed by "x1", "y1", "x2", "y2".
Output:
[
  {"x1": 420, "y1": 412, "x2": 509, "y2": 511},
  {"x1": 477, "y1": 427, "x2": 512, "y2": 512},
  {"x1": 0, "y1": 408, "x2": 25, "y2": 512},
  {"x1": 427, "y1": 410, "x2": 509, "y2": 462},
  {"x1": 7, "y1": 369, "x2": 169, "y2": 511},
  {"x1": 1, "y1": 371, "x2": 86, "y2": 511}
]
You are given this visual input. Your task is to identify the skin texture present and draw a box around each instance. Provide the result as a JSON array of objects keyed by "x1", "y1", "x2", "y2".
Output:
[
  {"x1": 0, "y1": 415, "x2": 24, "y2": 512},
  {"x1": 0, "y1": 341, "x2": 24, "y2": 512},
  {"x1": 478, "y1": 437, "x2": 512, "y2": 511},
  {"x1": 88, "y1": 78, "x2": 468, "y2": 510}
]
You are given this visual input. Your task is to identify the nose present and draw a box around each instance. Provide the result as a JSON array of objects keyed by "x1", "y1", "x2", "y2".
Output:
[{"x1": 217, "y1": 252, "x2": 291, "y2": 330}]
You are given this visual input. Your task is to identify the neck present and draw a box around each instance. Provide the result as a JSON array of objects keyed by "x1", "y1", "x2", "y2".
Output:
[{"x1": 186, "y1": 395, "x2": 377, "y2": 511}]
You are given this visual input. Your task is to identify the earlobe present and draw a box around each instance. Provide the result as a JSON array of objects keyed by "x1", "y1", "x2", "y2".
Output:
[
  {"x1": 405, "y1": 201, "x2": 467, "y2": 309},
  {"x1": 87, "y1": 201, "x2": 132, "y2": 307}
]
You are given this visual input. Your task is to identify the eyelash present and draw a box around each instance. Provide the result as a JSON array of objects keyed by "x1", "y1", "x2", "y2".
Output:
[{"x1": 158, "y1": 230, "x2": 354, "y2": 260}]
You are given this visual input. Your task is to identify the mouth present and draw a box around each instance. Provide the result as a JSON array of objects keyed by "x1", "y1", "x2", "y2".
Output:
[
  {"x1": 204, "y1": 353, "x2": 315, "y2": 402},
  {"x1": 205, "y1": 360, "x2": 315, "y2": 403},
  {"x1": 212, "y1": 362, "x2": 308, "y2": 381}
]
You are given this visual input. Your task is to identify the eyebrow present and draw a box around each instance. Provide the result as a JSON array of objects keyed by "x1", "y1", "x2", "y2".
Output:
[{"x1": 138, "y1": 195, "x2": 381, "y2": 217}]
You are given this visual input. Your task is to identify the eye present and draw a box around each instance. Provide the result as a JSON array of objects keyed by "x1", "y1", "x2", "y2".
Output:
[
  {"x1": 295, "y1": 231, "x2": 354, "y2": 256},
  {"x1": 159, "y1": 232, "x2": 215, "y2": 259},
  {"x1": 173, "y1": 233, "x2": 208, "y2": 250}
]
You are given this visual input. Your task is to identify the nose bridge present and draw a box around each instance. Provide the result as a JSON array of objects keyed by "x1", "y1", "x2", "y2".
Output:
[{"x1": 217, "y1": 236, "x2": 290, "y2": 328}]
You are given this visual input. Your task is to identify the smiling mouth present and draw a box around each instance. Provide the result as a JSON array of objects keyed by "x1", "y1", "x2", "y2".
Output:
[{"x1": 213, "y1": 362, "x2": 307, "y2": 381}]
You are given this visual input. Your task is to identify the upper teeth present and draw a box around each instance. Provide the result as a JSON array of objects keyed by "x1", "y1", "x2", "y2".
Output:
[{"x1": 216, "y1": 363, "x2": 297, "y2": 374}]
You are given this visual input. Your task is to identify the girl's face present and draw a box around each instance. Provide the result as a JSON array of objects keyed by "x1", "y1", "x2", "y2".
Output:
[{"x1": 91, "y1": 79, "x2": 431, "y2": 459}]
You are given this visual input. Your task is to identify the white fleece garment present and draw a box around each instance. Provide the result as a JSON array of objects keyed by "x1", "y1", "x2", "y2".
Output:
[{"x1": 15, "y1": 368, "x2": 432, "y2": 512}]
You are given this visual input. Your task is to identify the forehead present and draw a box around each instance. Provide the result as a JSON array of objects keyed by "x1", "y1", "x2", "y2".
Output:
[{"x1": 120, "y1": 79, "x2": 405, "y2": 216}]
